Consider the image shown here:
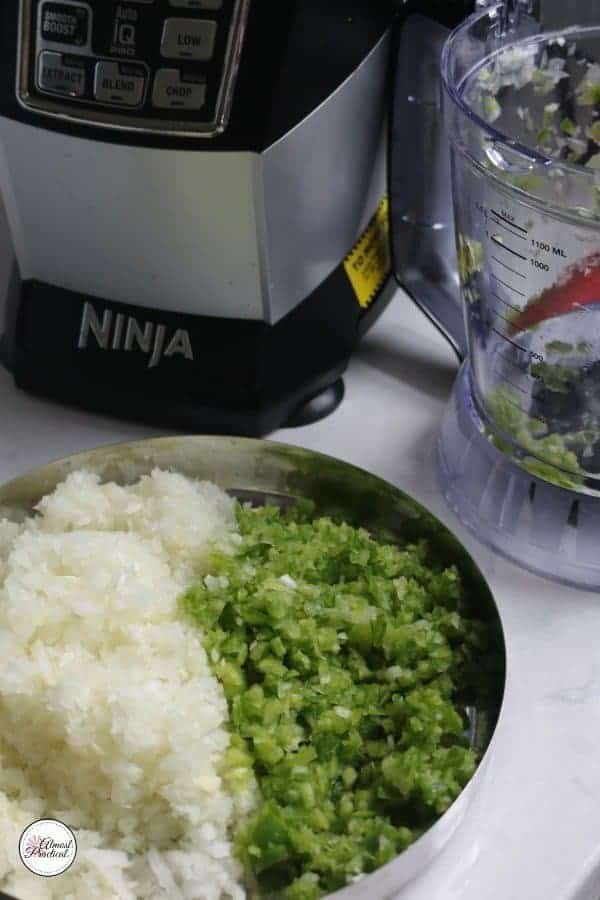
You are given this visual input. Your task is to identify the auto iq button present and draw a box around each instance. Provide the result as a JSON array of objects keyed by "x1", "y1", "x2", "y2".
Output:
[
  {"x1": 152, "y1": 69, "x2": 207, "y2": 110},
  {"x1": 40, "y1": 2, "x2": 90, "y2": 47},
  {"x1": 161, "y1": 18, "x2": 217, "y2": 61},
  {"x1": 37, "y1": 51, "x2": 86, "y2": 96},
  {"x1": 94, "y1": 60, "x2": 146, "y2": 106}
]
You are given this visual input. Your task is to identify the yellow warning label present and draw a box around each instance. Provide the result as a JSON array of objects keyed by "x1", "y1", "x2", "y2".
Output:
[{"x1": 344, "y1": 195, "x2": 392, "y2": 309}]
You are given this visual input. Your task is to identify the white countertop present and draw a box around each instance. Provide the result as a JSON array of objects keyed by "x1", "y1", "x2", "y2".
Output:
[{"x1": 2, "y1": 294, "x2": 600, "y2": 900}]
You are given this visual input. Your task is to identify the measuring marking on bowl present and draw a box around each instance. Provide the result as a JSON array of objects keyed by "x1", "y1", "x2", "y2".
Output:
[
  {"x1": 456, "y1": 167, "x2": 600, "y2": 466},
  {"x1": 430, "y1": 1, "x2": 600, "y2": 584}
]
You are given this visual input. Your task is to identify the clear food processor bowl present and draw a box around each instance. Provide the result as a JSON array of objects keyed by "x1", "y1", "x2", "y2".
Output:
[{"x1": 438, "y1": 1, "x2": 600, "y2": 586}]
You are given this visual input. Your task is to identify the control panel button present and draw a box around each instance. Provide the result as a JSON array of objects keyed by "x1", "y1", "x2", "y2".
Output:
[
  {"x1": 152, "y1": 68, "x2": 207, "y2": 110},
  {"x1": 40, "y1": 1, "x2": 90, "y2": 47},
  {"x1": 168, "y1": 0, "x2": 222, "y2": 8},
  {"x1": 161, "y1": 18, "x2": 217, "y2": 61},
  {"x1": 94, "y1": 60, "x2": 146, "y2": 107},
  {"x1": 37, "y1": 51, "x2": 86, "y2": 96}
]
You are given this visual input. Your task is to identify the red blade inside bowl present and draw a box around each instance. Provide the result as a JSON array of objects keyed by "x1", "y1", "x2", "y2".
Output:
[{"x1": 508, "y1": 252, "x2": 600, "y2": 335}]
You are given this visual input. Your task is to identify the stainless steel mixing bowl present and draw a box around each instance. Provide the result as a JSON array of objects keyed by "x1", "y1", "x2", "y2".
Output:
[{"x1": 0, "y1": 436, "x2": 506, "y2": 899}]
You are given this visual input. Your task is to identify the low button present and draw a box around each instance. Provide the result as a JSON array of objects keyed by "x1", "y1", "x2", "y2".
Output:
[
  {"x1": 94, "y1": 60, "x2": 146, "y2": 107},
  {"x1": 153, "y1": 68, "x2": 207, "y2": 110},
  {"x1": 37, "y1": 51, "x2": 86, "y2": 96},
  {"x1": 161, "y1": 18, "x2": 217, "y2": 61}
]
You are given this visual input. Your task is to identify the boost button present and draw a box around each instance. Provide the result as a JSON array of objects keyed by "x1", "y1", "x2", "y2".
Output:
[{"x1": 40, "y1": 2, "x2": 90, "y2": 47}]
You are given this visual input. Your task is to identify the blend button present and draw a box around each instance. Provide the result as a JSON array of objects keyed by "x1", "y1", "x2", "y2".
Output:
[
  {"x1": 161, "y1": 18, "x2": 217, "y2": 61},
  {"x1": 94, "y1": 60, "x2": 146, "y2": 107},
  {"x1": 152, "y1": 68, "x2": 207, "y2": 110},
  {"x1": 37, "y1": 51, "x2": 86, "y2": 96},
  {"x1": 40, "y1": 1, "x2": 90, "y2": 47}
]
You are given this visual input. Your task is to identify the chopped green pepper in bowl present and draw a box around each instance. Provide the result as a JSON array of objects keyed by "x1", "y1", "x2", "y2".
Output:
[{"x1": 182, "y1": 501, "x2": 502, "y2": 899}]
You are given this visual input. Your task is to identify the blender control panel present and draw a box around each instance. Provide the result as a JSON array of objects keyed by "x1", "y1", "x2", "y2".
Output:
[{"x1": 17, "y1": 0, "x2": 250, "y2": 135}]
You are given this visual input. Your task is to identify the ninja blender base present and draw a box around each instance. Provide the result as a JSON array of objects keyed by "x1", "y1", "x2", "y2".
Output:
[{"x1": 438, "y1": 364, "x2": 600, "y2": 591}]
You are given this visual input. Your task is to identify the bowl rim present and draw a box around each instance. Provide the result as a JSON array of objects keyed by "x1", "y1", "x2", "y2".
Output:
[{"x1": 0, "y1": 434, "x2": 507, "y2": 899}]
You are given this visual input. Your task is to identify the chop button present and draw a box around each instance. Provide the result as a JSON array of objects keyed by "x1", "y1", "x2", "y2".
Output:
[{"x1": 152, "y1": 68, "x2": 207, "y2": 110}]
